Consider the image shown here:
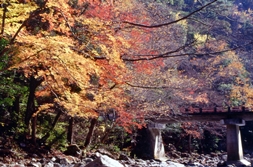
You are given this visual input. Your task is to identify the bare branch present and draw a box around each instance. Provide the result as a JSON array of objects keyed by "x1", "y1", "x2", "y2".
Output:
[
  {"x1": 123, "y1": 41, "x2": 253, "y2": 61},
  {"x1": 123, "y1": 39, "x2": 197, "y2": 59},
  {"x1": 123, "y1": 0, "x2": 218, "y2": 28},
  {"x1": 10, "y1": 8, "x2": 44, "y2": 44},
  {"x1": 126, "y1": 82, "x2": 193, "y2": 90}
]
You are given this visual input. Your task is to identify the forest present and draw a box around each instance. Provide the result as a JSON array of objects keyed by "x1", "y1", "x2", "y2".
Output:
[{"x1": 1, "y1": 0, "x2": 253, "y2": 163}]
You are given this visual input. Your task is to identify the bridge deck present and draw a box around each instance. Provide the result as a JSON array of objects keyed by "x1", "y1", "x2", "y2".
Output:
[{"x1": 150, "y1": 107, "x2": 253, "y2": 123}]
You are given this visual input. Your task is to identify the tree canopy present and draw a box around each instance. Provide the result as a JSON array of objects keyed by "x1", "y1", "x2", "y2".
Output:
[{"x1": 2, "y1": 0, "x2": 253, "y2": 152}]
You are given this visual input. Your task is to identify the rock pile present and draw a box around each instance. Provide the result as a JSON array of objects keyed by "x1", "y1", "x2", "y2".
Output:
[
  {"x1": 0, "y1": 145, "x2": 252, "y2": 167},
  {"x1": 0, "y1": 151, "x2": 186, "y2": 167}
]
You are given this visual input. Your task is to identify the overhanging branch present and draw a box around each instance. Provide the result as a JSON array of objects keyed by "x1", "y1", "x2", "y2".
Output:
[
  {"x1": 126, "y1": 82, "x2": 171, "y2": 89},
  {"x1": 123, "y1": 0, "x2": 218, "y2": 28},
  {"x1": 122, "y1": 39, "x2": 197, "y2": 61},
  {"x1": 123, "y1": 41, "x2": 253, "y2": 61}
]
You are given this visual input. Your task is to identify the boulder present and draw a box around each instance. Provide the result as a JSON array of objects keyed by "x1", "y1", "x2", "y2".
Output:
[
  {"x1": 166, "y1": 161, "x2": 185, "y2": 167},
  {"x1": 85, "y1": 155, "x2": 124, "y2": 167},
  {"x1": 97, "y1": 148, "x2": 119, "y2": 159}
]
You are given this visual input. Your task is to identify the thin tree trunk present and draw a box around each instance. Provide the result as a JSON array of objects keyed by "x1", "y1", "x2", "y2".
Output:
[
  {"x1": 25, "y1": 76, "x2": 44, "y2": 127},
  {"x1": 1, "y1": 3, "x2": 7, "y2": 35},
  {"x1": 67, "y1": 117, "x2": 74, "y2": 144},
  {"x1": 13, "y1": 95, "x2": 20, "y2": 114},
  {"x1": 188, "y1": 135, "x2": 192, "y2": 153},
  {"x1": 41, "y1": 110, "x2": 62, "y2": 142},
  {"x1": 11, "y1": 95, "x2": 20, "y2": 128},
  {"x1": 100, "y1": 122, "x2": 114, "y2": 144},
  {"x1": 32, "y1": 116, "x2": 37, "y2": 144},
  {"x1": 24, "y1": 76, "x2": 43, "y2": 141},
  {"x1": 84, "y1": 118, "x2": 97, "y2": 148},
  {"x1": 51, "y1": 110, "x2": 62, "y2": 130}
]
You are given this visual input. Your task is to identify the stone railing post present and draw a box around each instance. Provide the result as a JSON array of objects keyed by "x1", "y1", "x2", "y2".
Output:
[
  {"x1": 148, "y1": 122, "x2": 168, "y2": 161},
  {"x1": 221, "y1": 118, "x2": 251, "y2": 166}
]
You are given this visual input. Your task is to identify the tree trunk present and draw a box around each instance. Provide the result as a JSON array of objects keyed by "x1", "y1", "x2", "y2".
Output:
[
  {"x1": 84, "y1": 118, "x2": 97, "y2": 148},
  {"x1": 13, "y1": 95, "x2": 20, "y2": 114},
  {"x1": 67, "y1": 117, "x2": 74, "y2": 144},
  {"x1": 25, "y1": 76, "x2": 44, "y2": 127},
  {"x1": 10, "y1": 95, "x2": 20, "y2": 128},
  {"x1": 188, "y1": 135, "x2": 192, "y2": 153},
  {"x1": 51, "y1": 110, "x2": 62, "y2": 130},
  {"x1": 32, "y1": 116, "x2": 37, "y2": 144},
  {"x1": 40, "y1": 110, "x2": 62, "y2": 142},
  {"x1": 100, "y1": 122, "x2": 114, "y2": 144}
]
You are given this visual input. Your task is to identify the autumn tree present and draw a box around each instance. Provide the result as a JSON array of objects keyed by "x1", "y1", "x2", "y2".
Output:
[{"x1": 0, "y1": 0, "x2": 149, "y2": 146}]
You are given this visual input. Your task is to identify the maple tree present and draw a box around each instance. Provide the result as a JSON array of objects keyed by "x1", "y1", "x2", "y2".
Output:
[{"x1": 0, "y1": 0, "x2": 152, "y2": 145}]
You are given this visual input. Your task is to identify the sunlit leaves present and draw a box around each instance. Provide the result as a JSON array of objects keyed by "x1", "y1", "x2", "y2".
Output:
[{"x1": 0, "y1": 0, "x2": 149, "y2": 132}]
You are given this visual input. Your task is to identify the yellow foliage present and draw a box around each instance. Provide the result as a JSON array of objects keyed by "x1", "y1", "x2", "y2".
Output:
[
  {"x1": 175, "y1": 12, "x2": 187, "y2": 27},
  {"x1": 230, "y1": 85, "x2": 253, "y2": 107},
  {"x1": 2, "y1": 0, "x2": 131, "y2": 119},
  {"x1": 114, "y1": 0, "x2": 136, "y2": 12},
  {"x1": 194, "y1": 33, "x2": 208, "y2": 44},
  {"x1": 0, "y1": 1, "x2": 37, "y2": 35}
]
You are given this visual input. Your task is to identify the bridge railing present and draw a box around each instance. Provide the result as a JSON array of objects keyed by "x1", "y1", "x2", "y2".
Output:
[{"x1": 183, "y1": 106, "x2": 251, "y2": 114}]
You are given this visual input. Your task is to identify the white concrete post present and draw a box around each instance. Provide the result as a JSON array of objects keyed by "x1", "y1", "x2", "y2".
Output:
[
  {"x1": 221, "y1": 118, "x2": 251, "y2": 166},
  {"x1": 148, "y1": 122, "x2": 168, "y2": 161},
  {"x1": 226, "y1": 124, "x2": 243, "y2": 161}
]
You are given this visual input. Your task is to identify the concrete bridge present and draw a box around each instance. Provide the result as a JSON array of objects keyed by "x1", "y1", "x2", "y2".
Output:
[{"x1": 147, "y1": 106, "x2": 253, "y2": 166}]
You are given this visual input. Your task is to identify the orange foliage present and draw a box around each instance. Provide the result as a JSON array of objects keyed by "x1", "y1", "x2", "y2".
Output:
[
  {"x1": 116, "y1": 109, "x2": 145, "y2": 133},
  {"x1": 181, "y1": 122, "x2": 202, "y2": 139},
  {"x1": 85, "y1": 3, "x2": 114, "y2": 20},
  {"x1": 2, "y1": 0, "x2": 148, "y2": 131},
  {"x1": 133, "y1": 59, "x2": 165, "y2": 75},
  {"x1": 96, "y1": 59, "x2": 129, "y2": 85}
]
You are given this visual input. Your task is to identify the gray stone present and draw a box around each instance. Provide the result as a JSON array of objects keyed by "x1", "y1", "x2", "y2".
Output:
[
  {"x1": 73, "y1": 162, "x2": 86, "y2": 167},
  {"x1": 167, "y1": 161, "x2": 185, "y2": 167},
  {"x1": 82, "y1": 157, "x2": 93, "y2": 163},
  {"x1": 97, "y1": 148, "x2": 118, "y2": 159},
  {"x1": 187, "y1": 162, "x2": 205, "y2": 167},
  {"x1": 119, "y1": 154, "x2": 135, "y2": 164},
  {"x1": 9, "y1": 164, "x2": 26, "y2": 167},
  {"x1": 85, "y1": 155, "x2": 124, "y2": 167},
  {"x1": 221, "y1": 154, "x2": 228, "y2": 161},
  {"x1": 51, "y1": 157, "x2": 56, "y2": 162},
  {"x1": 58, "y1": 158, "x2": 70, "y2": 165},
  {"x1": 40, "y1": 157, "x2": 48, "y2": 164},
  {"x1": 29, "y1": 162, "x2": 42, "y2": 167},
  {"x1": 0, "y1": 162, "x2": 7, "y2": 167},
  {"x1": 44, "y1": 162, "x2": 54, "y2": 167},
  {"x1": 135, "y1": 158, "x2": 148, "y2": 165},
  {"x1": 226, "y1": 159, "x2": 251, "y2": 167},
  {"x1": 53, "y1": 163, "x2": 62, "y2": 167}
]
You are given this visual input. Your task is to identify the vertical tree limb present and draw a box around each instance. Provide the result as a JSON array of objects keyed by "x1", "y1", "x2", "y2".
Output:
[
  {"x1": 25, "y1": 76, "x2": 44, "y2": 129},
  {"x1": 40, "y1": 110, "x2": 62, "y2": 142},
  {"x1": 1, "y1": 3, "x2": 7, "y2": 35},
  {"x1": 67, "y1": 117, "x2": 74, "y2": 144},
  {"x1": 32, "y1": 115, "x2": 37, "y2": 144},
  {"x1": 84, "y1": 118, "x2": 97, "y2": 148}
]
